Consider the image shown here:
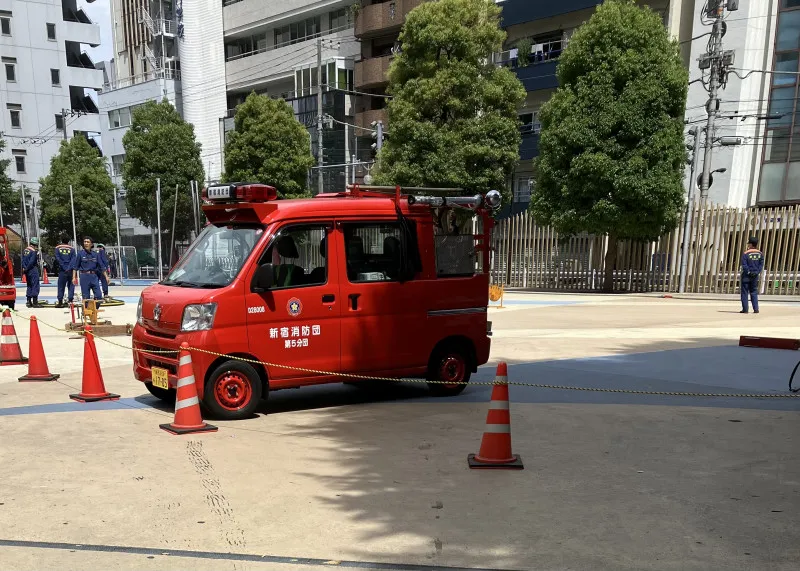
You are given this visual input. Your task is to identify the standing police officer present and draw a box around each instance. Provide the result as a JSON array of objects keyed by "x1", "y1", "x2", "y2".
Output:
[
  {"x1": 21, "y1": 237, "x2": 41, "y2": 308},
  {"x1": 54, "y1": 236, "x2": 77, "y2": 308},
  {"x1": 76, "y1": 236, "x2": 106, "y2": 308},
  {"x1": 95, "y1": 243, "x2": 110, "y2": 300},
  {"x1": 740, "y1": 237, "x2": 764, "y2": 314}
]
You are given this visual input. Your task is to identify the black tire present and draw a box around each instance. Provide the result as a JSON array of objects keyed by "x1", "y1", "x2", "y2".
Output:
[
  {"x1": 427, "y1": 342, "x2": 472, "y2": 397},
  {"x1": 145, "y1": 382, "x2": 176, "y2": 402},
  {"x1": 203, "y1": 360, "x2": 263, "y2": 420},
  {"x1": 7, "y1": 301, "x2": 14, "y2": 310}
]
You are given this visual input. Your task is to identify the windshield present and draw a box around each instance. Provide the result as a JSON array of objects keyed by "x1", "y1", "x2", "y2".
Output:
[{"x1": 163, "y1": 224, "x2": 264, "y2": 288}]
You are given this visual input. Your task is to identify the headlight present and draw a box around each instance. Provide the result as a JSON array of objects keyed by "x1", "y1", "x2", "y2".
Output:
[
  {"x1": 136, "y1": 297, "x2": 143, "y2": 325},
  {"x1": 181, "y1": 303, "x2": 217, "y2": 332}
]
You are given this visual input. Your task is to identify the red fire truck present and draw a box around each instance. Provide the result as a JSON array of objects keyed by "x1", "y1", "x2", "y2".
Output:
[
  {"x1": 132, "y1": 183, "x2": 499, "y2": 420},
  {"x1": 0, "y1": 229, "x2": 17, "y2": 309}
]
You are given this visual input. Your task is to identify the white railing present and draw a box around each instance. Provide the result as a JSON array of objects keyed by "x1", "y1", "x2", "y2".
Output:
[
  {"x1": 101, "y1": 68, "x2": 181, "y2": 92},
  {"x1": 139, "y1": 7, "x2": 157, "y2": 37},
  {"x1": 225, "y1": 23, "x2": 353, "y2": 62}
]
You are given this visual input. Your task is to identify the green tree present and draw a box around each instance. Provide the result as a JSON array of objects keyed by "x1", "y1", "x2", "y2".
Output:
[
  {"x1": 0, "y1": 138, "x2": 21, "y2": 226},
  {"x1": 38, "y1": 136, "x2": 116, "y2": 243},
  {"x1": 530, "y1": 0, "x2": 688, "y2": 291},
  {"x1": 223, "y1": 93, "x2": 315, "y2": 198},
  {"x1": 122, "y1": 100, "x2": 204, "y2": 242},
  {"x1": 372, "y1": 0, "x2": 525, "y2": 200}
]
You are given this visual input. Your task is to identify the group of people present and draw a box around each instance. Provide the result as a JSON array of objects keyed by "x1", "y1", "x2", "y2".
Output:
[{"x1": 21, "y1": 236, "x2": 111, "y2": 308}]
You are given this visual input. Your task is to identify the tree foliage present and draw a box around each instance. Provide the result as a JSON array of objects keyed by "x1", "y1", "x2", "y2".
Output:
[
  {"x1": 223, "y1": 93, "x2": 315, "y2": 198},
  {"x1": 38, "y1": 136, "x2": 116, "y2": 243},
  {"x1": 122, "y1": 100, "x2": 204, "y2": 241},
  {"x1": 0, "y1": 138, "x2": 21, "y2": 227},
  {"x1": 373, "y1": 0, "x2": 525, "y2": 200},
  {"x1": 530, "y1": 0, "x2": 688, "y2": 289}
]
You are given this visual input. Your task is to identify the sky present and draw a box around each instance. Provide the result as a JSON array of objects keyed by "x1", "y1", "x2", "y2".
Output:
[{"x1": 80, "y1": 0, "x2": 114, "y2": 64}]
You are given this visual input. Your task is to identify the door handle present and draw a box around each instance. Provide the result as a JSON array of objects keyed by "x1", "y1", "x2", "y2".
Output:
[
  {"x1": 322, "y1": 294, "x2": 335, "y2": 303},
  {"x1": 348, "y1": 293, "x2": 361, "y2": 311}
]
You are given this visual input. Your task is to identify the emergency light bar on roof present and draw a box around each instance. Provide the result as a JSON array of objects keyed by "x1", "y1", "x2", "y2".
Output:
[
  {"x1": 345, "y1": 184, "x2": 502, "y2": 211},
  {"x1": 203, "y1": 183, "x2": 278, "y2": 203}
]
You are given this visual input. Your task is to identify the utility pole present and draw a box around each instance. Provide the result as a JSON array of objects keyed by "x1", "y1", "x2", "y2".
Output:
[
  {"x1": 679, "y1": 127, "x2": 702, "y2": 294},
  {"x1": 156, "y1": 178, "x2": 163, "y2": 282},
  {"x1": 698, "y1": 0, "x2": 737, "y2": 200},
  {"x1": 316, "y1": 37, "x2": 324, "y2": 195}
]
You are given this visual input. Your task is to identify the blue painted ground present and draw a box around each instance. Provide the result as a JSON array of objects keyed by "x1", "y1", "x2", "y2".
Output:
[{"x1": 1, "y1": 345, "x2": 798, "y2": 418}]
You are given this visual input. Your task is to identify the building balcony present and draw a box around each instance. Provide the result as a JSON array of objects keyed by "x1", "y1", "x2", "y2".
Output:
[
  {"x1": 519, "y1": 129, "x2": 540, "y2": 161},
  {"x1": 500, "y1": 0, "x2": 602, "y2": 27},
  {"x1": 66, "y1": 65, "x2": 104, "y2": 90},
  {"x1": 355, "y1": 55, "x2": 391, "y2": 89},
  {"x1": 514, "y1": 59, "x2": 558, "y2": 92},
  {"x1": 356, "y1": 108, "x2": 388, "y2": 130},
  {"x1": 355, "y1": 0, "x2": 425, "y2": 39},
  {"x1": 62, "y1": 6, "x2": 101, "y2": 46}
]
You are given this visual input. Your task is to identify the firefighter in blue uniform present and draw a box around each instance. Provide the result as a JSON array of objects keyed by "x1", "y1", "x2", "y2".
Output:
[
  {"x1": 21, "y1": 237, "x2": 41, "y2": 308},
  {"x1": 740, "y1": 237, "x2": 764, "y2": 314},
  {"x1": 54, "y1": 236, "x2": 77, "y2": 308},
  {"x1": 76, "y1": 236, "x2": 106, "y2": 307},
  {"x1": 95, "y1": 243, "x2": 110, "y2": 300}
]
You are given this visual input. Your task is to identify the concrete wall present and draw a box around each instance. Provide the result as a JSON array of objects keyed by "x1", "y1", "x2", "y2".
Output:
[{"x1": 223, "y1": 0, "x2": 348, "y2": 35}]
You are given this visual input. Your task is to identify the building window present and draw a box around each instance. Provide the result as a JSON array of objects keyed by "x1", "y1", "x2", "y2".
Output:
[
  {"x1": 50, "y1": 68, "x2": 60, "y2": 86},
  {"x1": 55, "y1": 113, "x2": 64, "y2": 130},
  {"x1": 758, "y1": 2, "x2": 800, "y2": 203},
  {"x1": 519, "y1": 111, "x2": 540, "y2": 133},
  {"x1": 0, "y1": 15, "x2": 10, "y2": 36},
  {"x1": 274, "y1": 16, "x2": 321, "y2": 48},
  {"x1": 7, "y1": 104, "x2": 21, "y2": 128},
  {"x1": 329, "y1": 8, "x2": 348, "y2": 31},
  {"x1": 4, "y1": 60, "x2": 15, "y2": 82},
  {"x1": 514, "y1": 178, "x2": 533, "y2": 203},
  {"x1": 111, "y1": 154, "x2": 125, "y2": 177},
  {"x1": 108, "y1": 107, "x2": 133, "y2": 129},
  {"x1": 12, "y1": 150, "x2": 26, "y2": 173},
  {"x1": 46, "y1": 22, "x2": 56, "y2": 40}
]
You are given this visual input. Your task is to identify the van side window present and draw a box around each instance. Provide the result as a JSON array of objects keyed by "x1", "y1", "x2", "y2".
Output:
[
  {"x1": 262, "y1": 225, "x2": 327, "y2": 288},
  {"x1": 343, "y1": 223, "x2": 417, "y2": 283}
]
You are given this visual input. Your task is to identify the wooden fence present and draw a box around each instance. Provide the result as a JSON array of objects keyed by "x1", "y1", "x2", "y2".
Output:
[{"x1": 490, "y1": 202, "x2": 800, "y2": 295}]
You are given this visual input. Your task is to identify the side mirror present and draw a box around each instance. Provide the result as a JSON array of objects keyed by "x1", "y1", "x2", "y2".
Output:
[{"x1": 251, "y1": 263, "x2": 274, "y2": 293}]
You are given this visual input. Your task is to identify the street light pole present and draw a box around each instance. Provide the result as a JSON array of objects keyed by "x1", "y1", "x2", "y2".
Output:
[
  {"x1": 156, "y1": 178, "x2": 163, "y2": 282},
  {"x1": 113, "y1": 187, "x2": 124, "y2": 285},
  {"x1": 679, "y1": 127, "x2": 702, "y2": 294}
]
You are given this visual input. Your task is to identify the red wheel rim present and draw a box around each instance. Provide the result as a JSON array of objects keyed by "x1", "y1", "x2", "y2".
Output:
[
  {"x1": 213, "y1": 371, "x2": 252, "y2": 411},
  {"x1": 438, "y1": 354, "x2": 465, "y2": 389}
]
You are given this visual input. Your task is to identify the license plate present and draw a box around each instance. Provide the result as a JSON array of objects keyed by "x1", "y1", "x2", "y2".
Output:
[{"x1": 151, "y1": 367, "x2": 170, "y2": 390}]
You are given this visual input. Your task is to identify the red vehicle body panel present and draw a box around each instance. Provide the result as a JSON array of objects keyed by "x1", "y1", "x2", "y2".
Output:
[
  {"x1": 0, "y1": 230, "x2": 16, "y2": 306},
  {"x1": 132, "y1": 194, "x2": 491, "y2": 399}
]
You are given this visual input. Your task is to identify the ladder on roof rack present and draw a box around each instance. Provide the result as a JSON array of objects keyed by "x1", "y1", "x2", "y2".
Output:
[{"x1": 345, "y1": 184, "x2": 502, "y2": 211}]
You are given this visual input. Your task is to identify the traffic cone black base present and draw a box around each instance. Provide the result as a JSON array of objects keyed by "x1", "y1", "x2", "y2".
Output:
[
  {"x1": 69, "y1": 392, "x2": 120, "y2": 403},
  {"x1": 467, "y1": 454, "x2": 524, "y2": 469},
  {"x1": 159, "y1": 422, "x2": 218, "y2": 435},
  {"x1": 19, "y1": 372, "x2": 60, "y2": 382}
]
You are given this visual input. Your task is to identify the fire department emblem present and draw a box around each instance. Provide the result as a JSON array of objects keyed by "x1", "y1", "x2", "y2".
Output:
[
  {"x1": 287, "y1": 298, "x2": 302, "y2": 317},
  {"x1": 153, "y1": 303, "x2": 162, "y2": 322}
]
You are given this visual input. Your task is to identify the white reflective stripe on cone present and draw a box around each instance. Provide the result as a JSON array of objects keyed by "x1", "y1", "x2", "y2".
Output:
[
  {"x1": 494, "y1": 375, "x2": 508, "y2": 383},
  {"x1": 2, "y1": 318, "x2": 13, "y2": 326},
  {"x1": 179, "y1": 355, "x2": 192, "y2": 367},
  {"x1": 177, "y1": 375, "x2": 195, "y2": 388},
  {"x1": 1, "y1": 335, "x2": 18, "y2": 344},
  {"x1": 175, "y1": 396, "x2": 199, "y2": 410},
  {"x1": 484, "y1": 424, "x2": 511, "y2": 433},
  {"x1": 488, "y1": 401, "x2": 510, "y2": 409}
]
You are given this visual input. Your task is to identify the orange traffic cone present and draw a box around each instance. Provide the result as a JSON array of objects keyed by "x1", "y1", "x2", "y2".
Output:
[
  {"x1": 468, "y1": 362, "x2": 523, "y2": 469},
  {"x1": 160, "y1": 343, "x2": 217, "y2": 435},
  {"x1": 0, "y1": 309, "x2": 28, "y2": 366},
  {"x1": 18, "y1": 316, "x2": 59, "y2": 381},
  {"x1": 43, "y1": 269, "x2": 50, "y2": 284},
  {"x1": 69, "y1": 325, "x2": 119, "y2": 402},
  {"x1": 21, "y1": 272, "x2": 26, "y2": 284}
]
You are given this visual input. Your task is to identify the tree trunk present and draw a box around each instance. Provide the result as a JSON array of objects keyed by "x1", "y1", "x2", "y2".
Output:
[{"x1": 603, "y1": 235, "x2": 618, "y2": 293}]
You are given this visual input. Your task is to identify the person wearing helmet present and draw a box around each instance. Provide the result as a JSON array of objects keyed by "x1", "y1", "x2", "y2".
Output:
[
  {"x1": 21, "y1": 237, "x2": 41, "y2": 308},
  {"x1": 740, "y1": 236, "x2": 764, "y2": 314}
]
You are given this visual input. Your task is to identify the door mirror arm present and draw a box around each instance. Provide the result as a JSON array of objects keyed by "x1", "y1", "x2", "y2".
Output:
[{"x1": 251, "y1": 263, "x2": 275, "y2": 293}]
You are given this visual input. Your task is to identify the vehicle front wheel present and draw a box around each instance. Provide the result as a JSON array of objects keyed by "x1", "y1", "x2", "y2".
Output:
[
  {"x1": 203, "y1": 361, "x2": 263, "y2": 420},
  {"x1": 427, "y1": 344, "x2": 471, "y2": 397},
  {"x1": 145, "y1": 382, "x2": 176, "y2": 402}
]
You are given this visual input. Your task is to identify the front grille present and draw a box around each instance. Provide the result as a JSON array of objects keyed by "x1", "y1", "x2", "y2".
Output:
[
  {"x1": 145, "y1": 328, "x2": 176, "y2": 340},
  {"x1": 138, "y1": 342, "x2": 179, "y2": 375}
]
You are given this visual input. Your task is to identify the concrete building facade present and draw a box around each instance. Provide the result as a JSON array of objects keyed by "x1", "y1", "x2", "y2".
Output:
[{"x1": 0, "y1": 0, "x2": 103, "y2": 197}]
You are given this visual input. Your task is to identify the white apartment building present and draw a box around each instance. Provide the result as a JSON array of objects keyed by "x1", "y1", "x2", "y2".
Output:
[{"x1": 0, "y1": 0, "x2": 103, "y2": 194}]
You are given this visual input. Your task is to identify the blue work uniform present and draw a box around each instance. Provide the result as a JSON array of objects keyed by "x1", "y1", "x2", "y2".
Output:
[
  {"x1": 21, "y1": 246, "x2": 40, "y2": 299},
  {"x1": 54, "y1": 244, "x2": 77, "y2": 303},
  {"x1": 76, "y1": 248, "x2": 106, "y2": 306},
  {"x1": 740, "y1": 248, "x2": 764, "y2": 313},
  {"x1": 96, "y1": 248, "x2": 109, "y2": 297}
]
